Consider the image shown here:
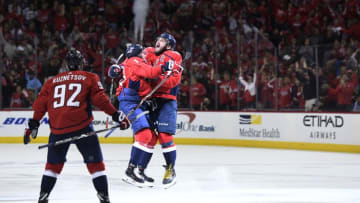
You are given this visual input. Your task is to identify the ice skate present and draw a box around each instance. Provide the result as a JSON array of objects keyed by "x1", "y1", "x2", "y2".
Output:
[
  {"x1": 38, "y1": 192, "x2": 49, "y2": 203},
  {"x1": 122, "y1": 164, "x2": 145, "y2": 188},
  {"x1": 97, "y1": 192, "x2": 110, "y2": 203},
  {"x1": 162, "y1": 164, "x2": 176, "y2": 189},
  {"x1": 139, "y1": 168, "x2": 155, "y2": 187}
]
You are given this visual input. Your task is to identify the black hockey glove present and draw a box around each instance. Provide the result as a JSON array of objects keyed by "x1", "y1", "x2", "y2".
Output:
[
  {"x1": 144, "y1": 98, "x2": 158, "y2": 112},
  {"x1": 112, "y1": 111, "x2": 130, "y2": 130},
  {"x1": 24, "y1": 119, "x2": 40, "y2": 144},
  {"x1": 161, "y1": 60, "x2": 174, "y2": 74}
]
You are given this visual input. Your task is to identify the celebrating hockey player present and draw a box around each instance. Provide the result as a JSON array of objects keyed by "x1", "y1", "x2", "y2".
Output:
[
  {"x1": 141, "y1": 33, "x2": 183, "y2": 189},
  {"x1": 108, "y1": 43, "x2": 174, "y2": 187},
  {"x1": 24, "y1": 48, "x2": 130, "y2": 203}
]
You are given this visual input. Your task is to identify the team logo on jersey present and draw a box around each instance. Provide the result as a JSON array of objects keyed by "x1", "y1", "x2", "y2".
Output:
[{"x1": 239, "y1": 115, "x2": 262, "y2": 125}]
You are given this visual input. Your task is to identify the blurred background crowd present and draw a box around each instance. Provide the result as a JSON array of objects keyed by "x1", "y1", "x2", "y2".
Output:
[{"x1": 1, "y1": 0, "x2": 360, "y2": 112}]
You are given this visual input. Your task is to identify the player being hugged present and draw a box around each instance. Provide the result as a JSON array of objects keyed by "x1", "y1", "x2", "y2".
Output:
[
  {"x1": 24, "y1": 48, "x2": 130, "y2": 203},
  {"x1": 108, "y1": 44, "x2": 174, "y2": 187},
  {"x1": 142, "y1": 33, "x2": 183, "y2": 189}
]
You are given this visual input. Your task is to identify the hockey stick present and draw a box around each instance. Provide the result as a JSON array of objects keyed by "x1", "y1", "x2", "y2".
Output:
[{"x1": 38, "y1": 125, "x2": 121, "y2": 149}]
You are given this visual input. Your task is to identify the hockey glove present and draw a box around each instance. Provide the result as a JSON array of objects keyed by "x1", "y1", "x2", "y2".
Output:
[
  {"x1": 144, "y1": 99, "x2": 158, "y2": 112},
  {"x1": 161, "y1": 60, "x2": 174, "y2": 74},
  {"x1": 108, "y1": 64, "x2": 124, "y2": 79},
  {"x1": 112, "y1": 111, "x2": 130, "y2": 130},
  {"x1": 24, "y1": 119, "x2": 40, "y2": 144}
]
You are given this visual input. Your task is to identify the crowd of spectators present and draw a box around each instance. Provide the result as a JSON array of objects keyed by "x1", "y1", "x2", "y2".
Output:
[{"x1": 1, "y1": 0, "x2": 360, "y2": 112}]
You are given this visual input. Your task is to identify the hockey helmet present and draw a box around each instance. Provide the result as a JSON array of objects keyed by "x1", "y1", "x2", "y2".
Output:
[
  {"x1": 126, "y1": 44, "x2": 143, "y2": 58},
  {"x1": 65, "y1": 48, "x2": 84, "y2": 70},
  {"x1": 158, "y1": 33, "x2": 176, "y2": 50}
]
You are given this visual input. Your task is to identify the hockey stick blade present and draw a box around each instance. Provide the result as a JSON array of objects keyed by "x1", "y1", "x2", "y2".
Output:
[{"x1": 38, "y1": 125, "x2": 121, "y2": 149}]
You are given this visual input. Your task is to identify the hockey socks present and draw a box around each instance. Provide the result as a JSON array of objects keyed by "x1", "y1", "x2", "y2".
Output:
[
  {"x1": 92, "y1": 175, "x2": 109, "y2": 197},
  {"x1": 138, "y1": 151, "x2": 153, "y2": 169},
  {"x1": 132, "y1": 128, "x2": 155, "y2": 168},
  {"x1": 162, "y1": 148, "x2": 176, "y2": 167},
  {"x1": 40, "y1": 175, "x2": 57, "y2": 195},
  {"x1": 160, "y1": 143, "x2": 177, "y2": 188},
  {"x1": 125, "y1": 141, "x2": 155, "y2": 186},
  {"x1": 138, "y1": 152, "x2": 155, "y2": 184},
  {"x1": 158, "y1": 132, "x2": 176, "y2": 167},
  {"x1": 129, "y1": 143, "x2": 155, "y2": 184},
  {"x1": 129, "y1": 144, "x2": 144, "y2": 166}
]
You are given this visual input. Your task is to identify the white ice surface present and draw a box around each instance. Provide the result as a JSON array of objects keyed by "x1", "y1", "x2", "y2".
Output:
[{"x1": 1, "y1": 144, "x2": 360, "y2": 203}]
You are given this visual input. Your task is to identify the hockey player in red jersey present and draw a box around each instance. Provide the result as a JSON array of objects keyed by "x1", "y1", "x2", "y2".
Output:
[
  {"x1": 23, "y1": 48, "x2": 130, "y2": 203},
  {"x1": 108, "y1": 44, "x2": 174, "y2": 187},
  {"x1": 141, "y1": 33, "x2": 183, "y2": 188}
]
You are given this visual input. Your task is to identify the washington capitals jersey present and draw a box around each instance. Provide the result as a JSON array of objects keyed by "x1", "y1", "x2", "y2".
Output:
[
  {"x1": 144, "y1": 47, "x2": 183, "y2": 100},
  {"x1": 115, "y1": 56, "x2": 163, "y2": 97},
  {"x1": 32, "y1": 70, "x2": 117, "y2": 135}
]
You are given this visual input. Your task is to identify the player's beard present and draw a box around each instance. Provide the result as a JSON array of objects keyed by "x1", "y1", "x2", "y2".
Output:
[{"x1": 155, "y1": 45, "x2": 167, "y2": 56}]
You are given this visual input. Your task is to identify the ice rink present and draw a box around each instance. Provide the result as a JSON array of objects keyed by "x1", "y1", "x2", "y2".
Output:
[{"x1": 1, "y1": 143, "x2": 360, "y2": 203}]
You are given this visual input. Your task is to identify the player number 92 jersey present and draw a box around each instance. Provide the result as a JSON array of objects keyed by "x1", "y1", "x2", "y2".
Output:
[{"x1": 32, "y1": 71, "x2": 116, "y2": 135}]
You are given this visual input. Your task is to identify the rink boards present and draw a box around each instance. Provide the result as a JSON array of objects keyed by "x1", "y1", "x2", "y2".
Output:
[{"x1": 0, "y1": 110, "x2": 359, "y2": 153}]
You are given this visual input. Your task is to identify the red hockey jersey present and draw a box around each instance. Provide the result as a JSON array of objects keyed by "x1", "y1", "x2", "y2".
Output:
[
  {"x1": 32, "y1": 70, "x2": 117, "y2": 135},
  {"x1": 144, "y1": 47, "x2": 183, "y2": 100},
  {"x1": 115, "y1": 56, "x2": 163, "y2": 97}
]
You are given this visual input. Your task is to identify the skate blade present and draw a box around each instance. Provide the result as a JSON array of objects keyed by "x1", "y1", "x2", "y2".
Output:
[
  {"x1": 144, "y1": 181, "x2": 155, "y2": 188},
  {"x1": 162, "y1": 178, "x2": 177, "y2": 189},
  {"x1": 122, "y1": 176, "x2": 144, "y2": 188}
]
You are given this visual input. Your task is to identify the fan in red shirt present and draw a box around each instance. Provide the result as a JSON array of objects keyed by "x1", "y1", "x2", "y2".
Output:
[
  {"x1": 259, "y1": 72, "x2": 275, "y2": 109},
  {"x1": 218, "y1": 71, "x2": 232, "y2": 110},
  {"x1": 189, "y1": 77, "x2": 207, "y2": 110},
  {"x1": 336, "y1": 73, "x2": 356, "y2": 111},
  {"x1": 278, "y1": 76, "x2": 293, "y2": 109},
  {"x1": 10, "y1": 85, "x2": 24, "y2": 108},
  {"x1": 53, "y1": 4, "x2": 67, "y2": 32},
  {"x1": 36, "y1": 2, "x2": 52, "y2": 25},
  {"x1": 341, "y1": 20, "x2": 360, "y2": 41},
  {"x1": 23, "y1": 48, "x2": 129, "y2": 203},
  {"x1": 322, "y1": 83, "x2": 338, "y2": 111},
  {"x1": 229, "y1": 75, "x2": 241, "y2": 110},
  {"x1": 105, "y1": 26, "x2": 120, "y2": 50},
  {"x1": 88, "y1": 45, "x2": 104, "y2": 74}
]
